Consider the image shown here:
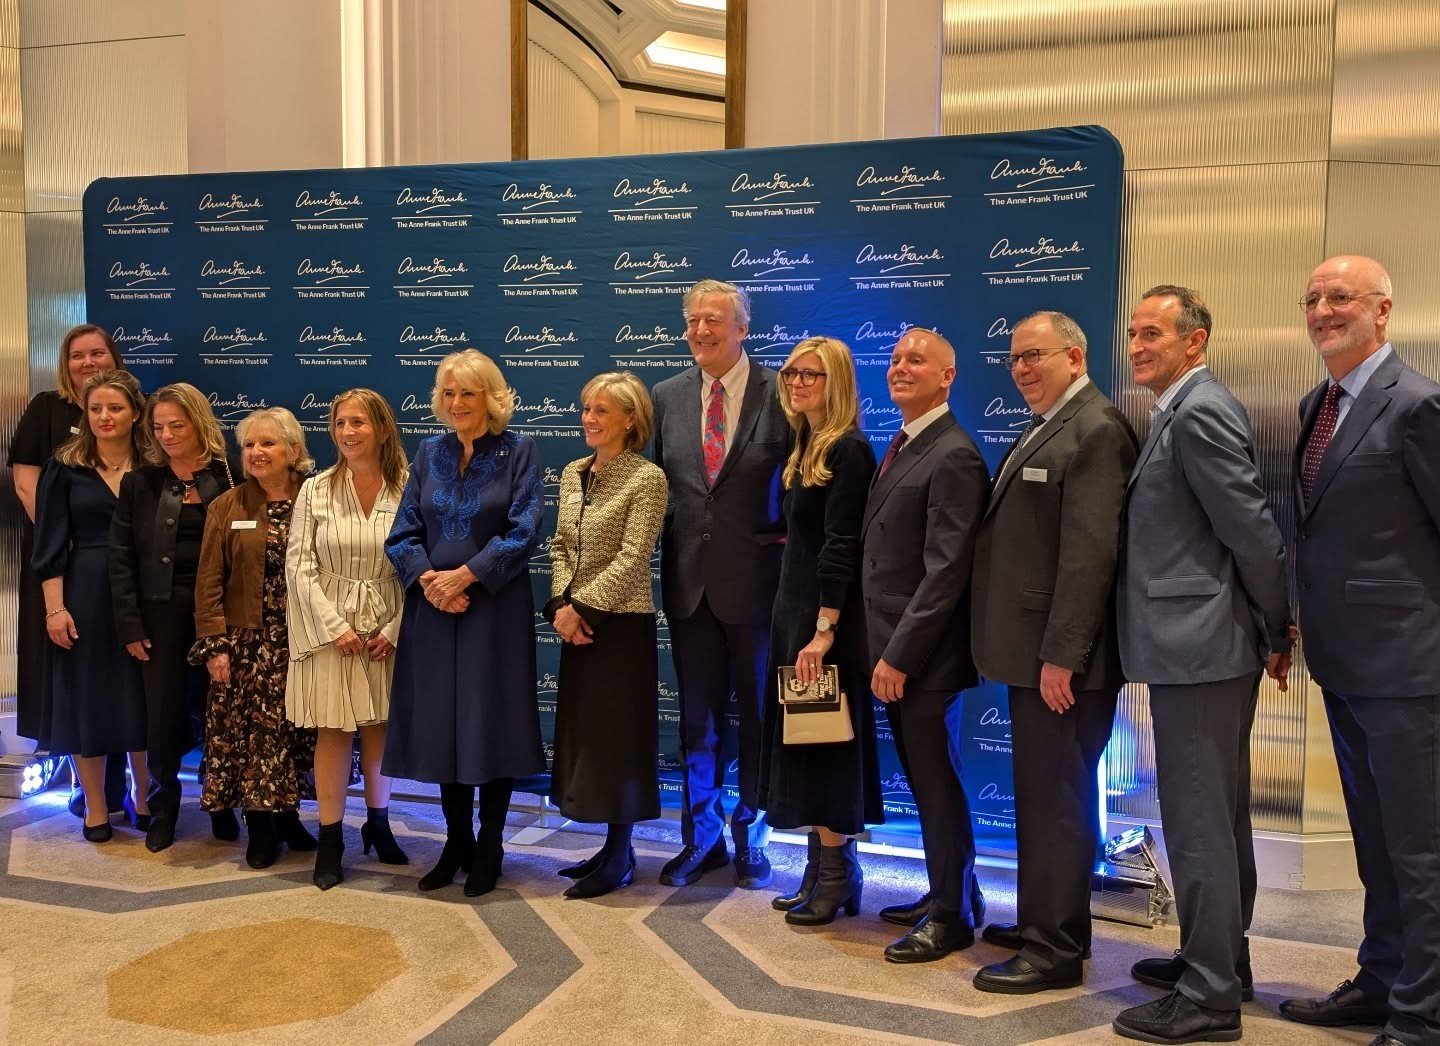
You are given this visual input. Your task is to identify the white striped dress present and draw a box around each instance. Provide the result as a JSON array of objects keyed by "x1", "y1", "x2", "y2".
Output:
[{"x1": 284, "y1": 467, "x2": 406, "y2": 730}]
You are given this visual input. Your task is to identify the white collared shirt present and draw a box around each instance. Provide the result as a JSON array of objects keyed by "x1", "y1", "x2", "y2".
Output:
[
  {"x1": 900, "y1": 401, "x2": 952, "y2": 441},
  {"x1": 698, "y1": 352, "x2": 750, "y2": 459},
  {"x1": 1150, "y1": 364, "x2": 1208, "y2": 423}
]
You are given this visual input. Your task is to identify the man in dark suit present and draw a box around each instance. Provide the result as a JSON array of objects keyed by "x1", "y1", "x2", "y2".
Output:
[
  {"x1": 969, "y1": 310, "x2": 1137, "y2": 994},
  {"x1": 651, "y1": 279, "x2": 790, "y2": 889},
  {"x1": 1110, "y1": 286, "x2": 1292, "y2": 1043},
  {"x1": 861, "y1": 328, "x2": 991, "y2": 963},
  {"x1": 1279, "y1": 255, "x2": 1440, "y2": 1046}
]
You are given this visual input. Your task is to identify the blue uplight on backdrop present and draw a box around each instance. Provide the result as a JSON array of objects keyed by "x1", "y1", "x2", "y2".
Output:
[{"x1": 83, "y1": 125, "x2": 1124, "y2": 852}]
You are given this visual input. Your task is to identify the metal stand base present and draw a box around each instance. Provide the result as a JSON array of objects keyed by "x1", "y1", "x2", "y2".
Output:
[{"x1": 1091, "y1": 824, "x2": 1174, "y2": 927}]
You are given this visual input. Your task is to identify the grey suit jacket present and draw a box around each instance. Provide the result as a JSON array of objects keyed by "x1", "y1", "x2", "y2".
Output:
[
  {"x1": 861, "y1": 411, "x2": 990, "y2": 694},
  {"x1": 651, "y1": 359, "x2": 790, "y2": 625},
  {"x1": 1118, "y1": 370, "x2": 1290, "y2": 685},
  {"x1": 1294, "y1": 350, "x2": 1440, "y2": 698},
  {"x1": 971, "y1": 381, "x2": 1138, "y2": 691}
]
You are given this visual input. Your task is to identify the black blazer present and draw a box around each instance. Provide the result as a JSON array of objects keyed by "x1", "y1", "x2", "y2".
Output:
[
  {"x1": 651, "y1": 359, "x2": 792, "y2": 625},
  {"x1": 861, "y1": 411, "x2": 990, "y2": 694},
  {"x1": 109, "y1": 458, "x2": 235, "y2": 645},
  {"x1": 970, "y1": 381, "x2": 1137, "y2": 691}
]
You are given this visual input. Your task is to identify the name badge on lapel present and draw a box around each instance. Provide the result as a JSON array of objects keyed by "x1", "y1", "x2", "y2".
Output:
[
  {"x1": 1022, "y1": 467, "x2": 1048, "y2": 482},
  {"x1": 231, "y1": 520, "x2": 258, "y2": 530},
  {"x1": 567, "y1": 492, "x2": 582, "y2": 505}
]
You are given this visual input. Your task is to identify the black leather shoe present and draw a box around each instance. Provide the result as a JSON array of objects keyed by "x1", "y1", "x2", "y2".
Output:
[
  {"x1": 973, "y1": 955, "x2": 1082, "y2": 994},
  {"x1": 1132, "y1": 949, "x2": 1254, "y2": 1002},
  {"x1": 880, "y1": 892, "x2": 932, "y2": 927},
  {"x1": 735, "y1": 846, "x2": 771, "y2": 889},
  {"x1": 559, "y1": 848, "x2": 605, "y2": 879},
  {"x1": 1279, "y1": 978, "x2": 1389, "y2": 1027},
  {"x1": 884, "y1": 914, "x2": 975, "y2": 964},
  {"x1": 659, "y1": 838, "x2": 729, "y2": 886},
  {"x1": 82, "y1": 820, "x2": 113, "y2": 843},
  {"x1": 145, "y1": 817, "x2": 177, "y2": 853},
  {"x1": 565, "y1": 857, "x2": 635, "y2": 899},
  {"x1": 1366, "y1": 1035, "x2": 1404, "y2": 1046},
  {"x1": 983, "y1": 922, "x2": 1090, "y2": 959},
  {"x1": 1113, "y1": 990, "x2": 1241, "y2": 1043}
]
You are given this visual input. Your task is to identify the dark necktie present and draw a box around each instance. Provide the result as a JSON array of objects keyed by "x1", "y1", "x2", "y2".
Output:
[
  {"x1": 703, "y1": 378, "x2": 726, "y2": 486},
  {"x1": 1300, "y1": 382, "x2": 1343, "y2": 504},
  {"x1": 877, "y1": 429, "x2": 909, "y2": 478}
]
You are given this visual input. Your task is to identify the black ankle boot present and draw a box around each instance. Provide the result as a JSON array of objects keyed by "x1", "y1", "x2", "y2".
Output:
[
  {"x1": 211, "y1": 809, "x2": 241, "y2": 842},
  {"x1": 313, "y1": 821, "x2": 345, "y2": 890},
  {"x1": 565, "y1": 824, "x2": 636, "y2": 900},
  {"x1": 419, "y1": 783, "x2": 475, "y2": 892},
  {"x1": 786, "y1": 839, "x2": 862, "y2": 925},
  {"x1": 465, "y1": 778, "x2": 513, "y2": 897},
  {"x1": 772, "y1": 830, "x2": 821, "y2": 911},
  {"x1": 361, "y1": 807, "x2": 409, "y2": 865},
  {"x1": 275, "y1": 809, "x2": 318, "y2": 851},
  {"x1": 244, "y1": 811, "x2": 279, "y2": 869}
]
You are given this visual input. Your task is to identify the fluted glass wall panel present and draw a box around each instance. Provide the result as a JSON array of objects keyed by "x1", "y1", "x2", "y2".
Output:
[
  {"x1": 19, "y1": 35, "x2": 186, "y2": 211},
  {"x1": 0, "y1": 208, "x2": 25, "y2": 712},
  {"x1": 0, "y1": 43, "x2": 19, "y2": 213},
  {"x1": 635, "y1": 110, "x2": 723, "y2": 156},
  {"x1": 1331, "y1": 0, "x2": 1440, "y2": 165},
  {"x1": 941, "y1": 0, "x2": 1334, "y2": 170},
  {"x1": 527, "y1": 40, "x2": 602, "y2": 160},
  {"x1": 22, "y1": 210, "x2": 81, "y2": 391},
  {"x1": 18, "y1": 0, "x2": 181, "y2": 48}
]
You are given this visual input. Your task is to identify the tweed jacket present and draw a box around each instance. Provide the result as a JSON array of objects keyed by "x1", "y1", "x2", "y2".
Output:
[{"x1": 550, "y1": 450, "x2": 668, "y2": 618}]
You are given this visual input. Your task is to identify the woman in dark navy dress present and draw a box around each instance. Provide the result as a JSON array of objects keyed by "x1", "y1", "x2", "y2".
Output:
[
  {"x1": 34, "y1": 369, "x2": 150, "y2": 842},
  {"x1": 385, "y1": 349, "x2": 545, "y2": 898},
  {"x1": 759, "y1": 336, "x2": 883, "y2": 925}
]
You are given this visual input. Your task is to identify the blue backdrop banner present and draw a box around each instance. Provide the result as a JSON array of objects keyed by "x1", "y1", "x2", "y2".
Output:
[{"x1": 83, "y1": 125, "x2": 1123, "y2": 852}]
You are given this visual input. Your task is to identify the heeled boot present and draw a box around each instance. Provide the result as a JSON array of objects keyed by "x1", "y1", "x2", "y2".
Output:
[
  {"x1": 313, "y1": 821, "x2": 345, "y2": 890},
  {"x1": 275, "y1": 809, "x2": 318, "y2": 851},
  {"x1": 785, "y1": 839, "x2": 862, "y2": 925},
  {"x1": 772, "y1": 830, "x2": 821, "y2": 911},
  {"x1": 244, "y1": 811, "x2": 279, "y2": 869},
  {"x1": 465, "y1": 778, "x2": 513, "y2": 897},
  {"x1": 419, "y1": 783, "x2": 475, "y2": 892},
  {"x1": 360, "y1": 807, "x2": 409, "y2": 864},
  {"x1": 210, "y1": 809, "x2": 241, "y2": 842},
  {"x1": 565, "y1": 823, "x2": 636, "y2": 899}
]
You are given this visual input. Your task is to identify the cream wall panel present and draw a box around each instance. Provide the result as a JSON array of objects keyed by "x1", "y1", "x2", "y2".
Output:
[
  {"x1": 0, "y1": 208, "x2": 26, "y2": 708},
  {"x1": 0, "y1": 0, "x2": 16, "y2": 49},
  {"x1": 634, "y1": 110, "x2": 722, "y2": 155},
  {"x1": 20, "y1": 35, "x2": 185, "y2": 210},
  {"x1": 19, "y1": 0, "x2": 181, "y2": 47},
  {"x1": 0, "y1": 41, "x2": 19, "y2": 213},
  {"x1": 527, "y1": 40, "x2": 602, "y2": 160},
  {"x1": 1325, "y1": 161, "x2": 1440, "y2": 384},
  {"x1": 1331, "y1": 0, "x2": 1440, "y2": 165},
  {"x1": 942, "y1": 0, "x2": 1334, "y2": 170},
  {"x1": 21, "y1": 209, "x2": 80, "y2": 391}
]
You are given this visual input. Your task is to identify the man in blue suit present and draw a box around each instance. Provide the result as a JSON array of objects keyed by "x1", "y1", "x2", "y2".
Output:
[
  {"x1": 1111, "y1": 285, "x2": 1292, "y2": 1044},
  {"x1": 1279, "y1": 256, "x2": 1440, "y2": 1046}
]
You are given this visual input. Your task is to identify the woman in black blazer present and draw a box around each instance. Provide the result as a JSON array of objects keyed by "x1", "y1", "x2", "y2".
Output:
[{"x1": 110, "y1": 383, "x2": 237, "y2": 852}]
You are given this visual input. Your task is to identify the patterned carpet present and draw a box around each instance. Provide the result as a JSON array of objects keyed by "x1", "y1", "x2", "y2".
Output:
[{"x1": 0, "y1": 791, "x2": 1377, "y2": 1045}]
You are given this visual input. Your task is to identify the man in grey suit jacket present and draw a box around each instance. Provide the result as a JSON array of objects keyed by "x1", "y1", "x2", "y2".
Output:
[
  {"x1": 861, "y1": 328, "x2": 991, "y2": 964},
  {"x1": 970, "y1": 310, "x2": 1137, "y2": 995},
  {"x1": 1111, "y1": 286, "x2": 1292, "y2": 1045},
  {"x1": 1278, "y1": 256, "x2": 1440, "y2": 1046},
  {"x1": 651, "y1": 279, "x2": 790, "y2": 889}
]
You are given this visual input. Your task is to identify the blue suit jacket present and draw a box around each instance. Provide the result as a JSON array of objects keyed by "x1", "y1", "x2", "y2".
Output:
[{"x1": 1294, "y1": 350, "x2": 1440, "y2": 697}]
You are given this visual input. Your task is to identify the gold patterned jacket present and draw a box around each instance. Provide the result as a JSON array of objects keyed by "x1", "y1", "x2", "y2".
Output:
[{"x1": 549, "y1": 450, "x2": 668, "y2": 617}]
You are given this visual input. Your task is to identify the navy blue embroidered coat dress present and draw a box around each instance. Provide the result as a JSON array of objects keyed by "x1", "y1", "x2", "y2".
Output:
[{"x1": 383, "y1": 431, "x2": 546, "y2": 784}]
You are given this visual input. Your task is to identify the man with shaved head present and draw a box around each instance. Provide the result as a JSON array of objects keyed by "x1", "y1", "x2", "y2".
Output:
[
  {"x1": 860, "y1": 327, "x2": 991, "y2": 963},
  {"x1": 1280, "y1": 256, "x2": 1440, "y2": 1046}
]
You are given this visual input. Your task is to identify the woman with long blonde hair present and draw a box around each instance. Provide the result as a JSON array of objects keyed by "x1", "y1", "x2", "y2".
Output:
[
  {"x1": 758, "y1": 336, "x2": 883, "y2": 924},
  {"x1": 286, "y1": 388, "x2": 410, "y2": 889}
]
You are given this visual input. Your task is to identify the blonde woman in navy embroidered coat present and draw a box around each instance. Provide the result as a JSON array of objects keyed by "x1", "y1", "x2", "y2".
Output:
[
  {"x1": 286, "y1": 389, "x2": 409, "y2": 890},
  {"x1": 384, "y1": 350, "x2": 545, "y2": 898},
  {"x1": 546, "y1": 371, "x2": 668, "y2": 899}
]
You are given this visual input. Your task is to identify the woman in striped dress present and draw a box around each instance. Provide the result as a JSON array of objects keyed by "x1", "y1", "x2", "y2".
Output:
[{"x1": 285, "y1": 389, "x2": 409, "y2": 889}]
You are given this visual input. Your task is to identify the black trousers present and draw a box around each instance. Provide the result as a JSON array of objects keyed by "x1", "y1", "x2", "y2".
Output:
[
  {"x1": 890, "y1": 687, "x2": 979, "y2": 923},
  {"x1": 1150, "y1": 672, "x2": 1261, "y2": 1010},
  {"x1": 670, "y1": 595, "x2": 769, "y2": 848},
  {"x1": 139, "y1": 588, "x2": 207, "y2": 822},
  {"x1": 1325, "y1": 689, "x2": 1440, "y2": 1046},
  {"x1": 1009, "y1": 683, "x2": 1118, "y2": 971}
]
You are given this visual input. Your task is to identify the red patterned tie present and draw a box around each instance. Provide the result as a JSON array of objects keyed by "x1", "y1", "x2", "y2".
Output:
[
  {"x1": 703, "y1": 378, "x2": 726, "y2": 486},
  {"x1": 877, "y1": 430, "x2": 908, "y2": 478},
  {"x1": 1301, "y1": 382, "x2": 1343, "y2": 504}
]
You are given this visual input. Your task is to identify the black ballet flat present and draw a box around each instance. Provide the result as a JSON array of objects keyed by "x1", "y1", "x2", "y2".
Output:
[
  {"x1": 564, "y1": 859, "x2": 635, "y2": 900},
  {"x1": 82, "y1": 821, "x2": 113, "y2": 843}
]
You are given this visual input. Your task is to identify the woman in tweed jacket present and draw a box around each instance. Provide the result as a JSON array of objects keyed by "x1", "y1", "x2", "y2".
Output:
[{"x1": 546, "y1": 371, "x2": 668, "y2": 899}]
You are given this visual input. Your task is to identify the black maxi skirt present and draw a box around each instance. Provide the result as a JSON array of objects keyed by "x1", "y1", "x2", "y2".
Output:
[{"x1": 551, "y1": 612, "x2": 660, "y2": 824}]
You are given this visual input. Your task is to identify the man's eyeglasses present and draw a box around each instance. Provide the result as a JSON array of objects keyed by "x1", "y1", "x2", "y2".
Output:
[
  {"x1": 780, "y1": 368, "x2": 827, "y2": 387},
  {"x1": 1299, "y1": 291, "x2": 1385, "y2": 312},
  {"x1": 1007, "y1": 346, "x2": 1071, "y2": 370}
]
